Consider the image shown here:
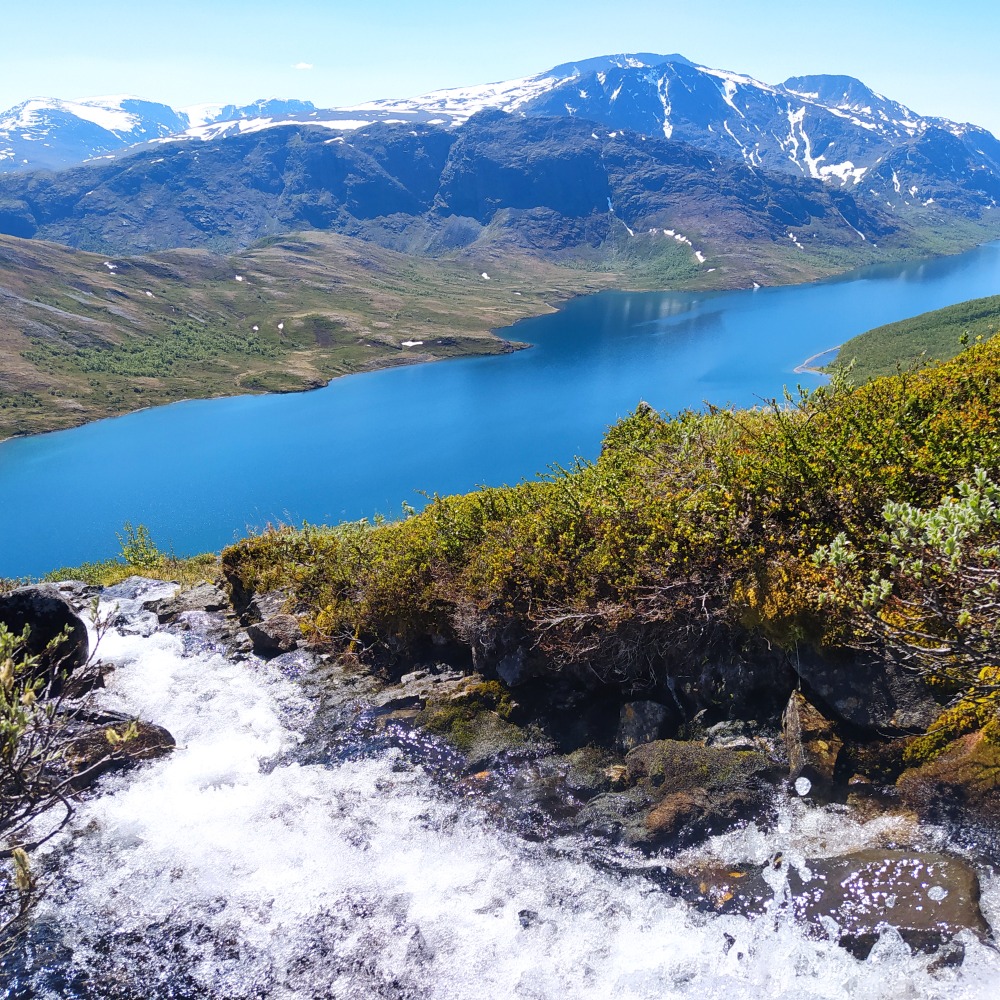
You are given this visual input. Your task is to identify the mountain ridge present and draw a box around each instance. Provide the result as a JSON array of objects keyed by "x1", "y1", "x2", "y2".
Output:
[{"x1": 4, "y1": 52, "x2": 998, "y2": 223}]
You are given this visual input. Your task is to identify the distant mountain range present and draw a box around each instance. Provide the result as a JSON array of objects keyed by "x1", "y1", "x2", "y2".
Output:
[
  {"x1": 3, "y1": 53, "x2": 1000, "y2": 221},
  {"x1": 0, "y1": 52, "x2": 998, "y2": 298}
]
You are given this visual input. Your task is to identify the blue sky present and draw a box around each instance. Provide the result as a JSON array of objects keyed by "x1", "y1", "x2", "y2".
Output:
[{"x1": 5, "y1": 0, "x2": 1000, "y2": 133}]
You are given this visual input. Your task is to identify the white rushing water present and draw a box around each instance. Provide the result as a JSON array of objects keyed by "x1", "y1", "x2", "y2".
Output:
[{"x1": 9, "y1": 603, "x2": 1000, "y2": 999}]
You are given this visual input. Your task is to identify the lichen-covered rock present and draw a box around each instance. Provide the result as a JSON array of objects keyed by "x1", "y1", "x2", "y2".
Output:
[
  {"x1": 621, "y1": 739, "x2": 781, "y2": 848},
  {"x1": 415, "y1": 677, "x2": 527, "y2": 767},
  {"x1": 896, "y1": 730, "x2": 1000, "y2": 835}
]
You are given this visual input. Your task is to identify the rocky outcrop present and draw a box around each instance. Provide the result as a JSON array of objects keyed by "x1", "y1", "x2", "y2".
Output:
[
  {"x1": 686, "y1": 849, "x2": 990, "y2": 957},
  {"x1": 896, "y1": 731, "x2": 1000, "y2": 837},
  {"x1": 794, "y1": 650, "x2": 940, "y2": 734}
]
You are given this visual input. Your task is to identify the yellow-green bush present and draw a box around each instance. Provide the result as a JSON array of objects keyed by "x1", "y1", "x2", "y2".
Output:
[{"x1": 222, "y1": 338, "x2": 1000, "y2": 685}]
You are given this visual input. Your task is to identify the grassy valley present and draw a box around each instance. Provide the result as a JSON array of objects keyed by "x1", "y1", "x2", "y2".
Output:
[{"x1": 0, "y1": 231, "x2": 623, "y2": 439}]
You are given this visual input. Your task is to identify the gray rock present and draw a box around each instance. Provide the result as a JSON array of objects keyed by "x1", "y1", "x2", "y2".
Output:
[
  {"x1": 0, "y1": 584, "x2": 90, "y2": 686},
  {"x1": 795, "y1": 650, "x2": 940, "y2": 733},
  {"x1": 246, "y1": 613, "x2": 300, "y2": 657},
  {"x1": 496, "y1": 646, "x2": 529, "y2": 686},
  {"x1": 46, "y1": 580, "x2": 102, "y2": 612},
  {"x1": 267, "y1": 648, "x2": 324, "y2": 680},
  {"x1": 145, "y1": 581, "x2": 229, "y2": 623},
  {"x1": 247, "y1": 589, "x2": 290, "y2": 623}
]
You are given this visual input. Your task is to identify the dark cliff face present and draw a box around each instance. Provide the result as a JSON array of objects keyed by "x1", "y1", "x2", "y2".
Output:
[{"x1": 0, "y1": 111, "x2": 903, "y2": 259}]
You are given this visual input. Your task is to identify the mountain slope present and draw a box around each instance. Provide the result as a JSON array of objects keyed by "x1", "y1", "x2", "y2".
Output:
[
  {"x1": 0, "y1": 112, "x2": 919, "y2": 283},
  {"x1": 0, "y1": 229, "x2": 616, "y2": 439}
]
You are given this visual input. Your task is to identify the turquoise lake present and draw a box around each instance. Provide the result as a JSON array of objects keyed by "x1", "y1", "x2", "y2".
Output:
[{"x1": 3, "y1": 242, "x2": 1000, "y2": 578}]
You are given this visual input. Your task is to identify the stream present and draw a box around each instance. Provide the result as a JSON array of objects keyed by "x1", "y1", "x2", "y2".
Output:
[{"x1": 2, "y1": 586, "x2": 999, "y2": 998}]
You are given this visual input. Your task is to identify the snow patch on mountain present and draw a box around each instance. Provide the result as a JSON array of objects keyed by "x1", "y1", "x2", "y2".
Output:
[
  {"x1": 1, "y1": 97, "x2": 142, "y2": 135},
  {"x1": 348, "y1": 73, "x2": 565, "y2": 122}
]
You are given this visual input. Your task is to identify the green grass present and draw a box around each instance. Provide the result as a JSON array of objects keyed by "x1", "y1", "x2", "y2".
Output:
[{"x1": 830, "y1": 294, "x2": 1000, "y2": 382}]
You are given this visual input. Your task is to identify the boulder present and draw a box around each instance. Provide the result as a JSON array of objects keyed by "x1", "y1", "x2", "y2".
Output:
[
  {"x1": 64, "y1": 713, "x2": 176, "y2": 789},
  {"x1": 622, "y1": 739, "x2": 780, "y2": 848},
  {"x1": 782, "y1": 691, "x2": 843, "y2": 800},
  {"x1": 246, "y1": 613, "x2": 301, "y2": 657},
  {"x1": 896, "y1": 730, "x2": 1000, "y2": 836},
  {"x1": 794, "y1": 649, "x2": 939, "y2": 734},
  {"x1": 144, "y1": 582, "x2": 229, "y2": 623},
  {"x1": 686, "y1": 849, "x2": 990, "y2": 957},
  {"x1": 0, "y1": 585, "x2": 90, "y2": 688}
]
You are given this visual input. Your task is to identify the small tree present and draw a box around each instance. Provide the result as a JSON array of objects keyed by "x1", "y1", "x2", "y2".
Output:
[
  {"x1": 0, "y1": 609, "x2": 121, "y2": 942},
  {"x1": 814, "y1": 467, "x2": 1000, "y2": 702}
]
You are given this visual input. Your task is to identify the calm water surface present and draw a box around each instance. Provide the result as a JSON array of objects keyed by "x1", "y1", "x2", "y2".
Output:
[{"x1": 3, "y1": 243, "x2": 1000, "y2": 577}]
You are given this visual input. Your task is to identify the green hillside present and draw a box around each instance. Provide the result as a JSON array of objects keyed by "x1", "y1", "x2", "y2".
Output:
[{"x1": 830, "y1": 294, "x2": 1000, "y2": 382}]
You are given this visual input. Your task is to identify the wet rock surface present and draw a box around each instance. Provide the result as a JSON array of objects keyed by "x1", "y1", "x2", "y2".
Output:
[
  {"x1": 63, "y1": 714, "x2": 177, "y2": 789},
  {"x1": 897, "y1": 731, "x2": 1000, "y2": 841},
  {"x1": 8, "y1": 576, "x2": 996, "y2": 982},
  {"x1": 685, "y1": 849, "x2": 991, "y2": 958},
  {"x1": 782, "y1": 691, "x2": 843, "y2": 801}
]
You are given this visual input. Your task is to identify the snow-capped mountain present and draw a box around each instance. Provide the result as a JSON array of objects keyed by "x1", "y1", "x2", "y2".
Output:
[
  {"x1": 345, "y1": 54, "x2": 1000, "y2": 211},
  {"x1": 0, "y1": 96, "x2": 188, "y2": 171},
  {"x1": 0, "y1": 96, "x2": 322, "y2": 172},
  {"x1": 3, "y1": 53, "x2": 999, "y2": 216}
]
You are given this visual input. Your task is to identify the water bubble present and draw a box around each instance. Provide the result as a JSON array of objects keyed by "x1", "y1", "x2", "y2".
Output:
[
  {"x1": 794, "y1": 776, "x2": 812, "y2": 796},
  {"x1": 928, "y1": 885, "x2": 949, "y2": 902}
]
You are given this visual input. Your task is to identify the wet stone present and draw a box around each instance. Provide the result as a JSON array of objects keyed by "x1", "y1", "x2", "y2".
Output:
[
  {"x1": 782, "y1": 691, "x2": 843, "y2": 801},
  {"x1": 685, "y1": 849, "x2": 991, "y2": 958}
]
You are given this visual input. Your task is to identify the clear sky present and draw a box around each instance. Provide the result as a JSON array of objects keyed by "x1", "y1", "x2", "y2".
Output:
[{"x1": 4, "y1": 0, "x2": 1000, "y2": 134}]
